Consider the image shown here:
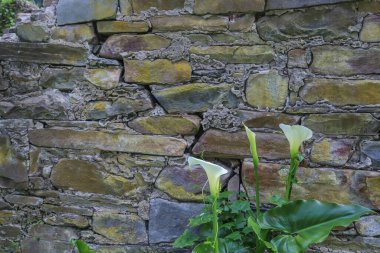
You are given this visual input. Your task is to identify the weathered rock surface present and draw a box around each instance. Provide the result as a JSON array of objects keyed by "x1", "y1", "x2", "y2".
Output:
[
  {"x1": 129, "y1": 115, "x2": 201, "y2": 135},
  {"x1": 237, "y1": 111, "x2": 300, "y2": 129},
  {"x1": 51, "y1": 24, "x2": 96, "y2": 43},
  {"x1": 0, "y1": 42, "x2": 88, "y2": 66},
  {"x1": 257, "y1": 6, "x2": 356, "y2": 42},
  {"x1": 300, "y1": 78, "x2": 380, "y2": 106},
  {"x1": 266, "y1": 0, "x2": 353, "y2": 10},
  {"x1": 152, "y1": 83, "x2": 237, "y2": 113},
  {"x1": 93, "y1": 212, "x2": 147, "y2": 243},
  {"x1": 189, "y1": 45, "x2": 274, "y2": 64},
  {"x1": 97, "y1": 21, "x2": 150, "y2": 34},
  {"x1": 287, "y1": 49, "x2": 308, "y2": 68},
  {"x1": 29, "y1": 129, "x2": 187, "y2": 156},
  {"x1": 84, "y1": 68, "x2": 121, "y2": 90},
  {"x1": 311, "y1": 138, "x2": 355, "y2": 166},
  {"x1": 57, "y1": 0, "x2": 118, "y2": 25},
  {"x1": 356, "y1": 216, "x2": 380, "y2": 237},
  {"x1": 131, "y1": 0, "x2": 185, "y2": 13},
  {"x1": 361, "y1": 141, "x2": 380, "y2": 168},
  {"x1": 4, "y1": 195, "x2": 43, "y2": 206},
  {"x1": 0, "y1": 135, "x2": 28, "y2": 189},
  {"x1": 245, "y1": 70, "x2": 289, "y2": 108},
  {"x1": 194, "y1": 0, "x2": 265, "y2": 14},
  {"x1": 303, "y1": 113, "x2": 380, "y2": 135},
  {"x1": 51, "y1": 159, "x2": 144, "y2": 196},
  {"x1": 310, "y1": 46, "x2": 380, "y2": 76},
  {"x1": 192, "y1": 129, "x2": 289, "y2": 159},
  {"x1": 124, "y1": 60, "x2": 191, "y2": 84},
  {"x1": 149, "y1": 199, "x2": 204, "y2": 243},
  {"x1": 151, "y1": 15, "x2": 228, "y2": 32},
  {"x1": 16, "y1": 23, "x2": 49, "y2": 42},
  {"x1": 100, "y1": 35, "x2": 171, "y2": 59},
  {"x1": 360, "y1": 14, "x2": 380, "y2": 42}
]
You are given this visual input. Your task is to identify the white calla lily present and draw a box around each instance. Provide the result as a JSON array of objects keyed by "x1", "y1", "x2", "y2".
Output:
[
  {"x1": 188, "y1": 156, "x2": 228, "y2": 197},
  {"x1": 279, "y1": 124, "x2": 313, "y2": 159}
]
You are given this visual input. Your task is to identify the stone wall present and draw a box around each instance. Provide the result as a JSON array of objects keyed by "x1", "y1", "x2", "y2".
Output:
[{"x1": 0, "y1": 0, "x2": 379, "y2": 252}]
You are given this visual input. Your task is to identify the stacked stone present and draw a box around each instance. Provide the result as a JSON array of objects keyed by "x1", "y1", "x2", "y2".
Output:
[{"x1": 0, "y1": 0, "x2": 379, "y2": 252}]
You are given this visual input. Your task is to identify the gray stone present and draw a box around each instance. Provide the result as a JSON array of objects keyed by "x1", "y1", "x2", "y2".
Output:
[
  {"x1": 131, "y1": 0, "x2": 185, "y2": 13},
  {"x1": 93, "y1": 212, "x2": 147, "y2": 243},
  {"x1": 39, "y1": 67, "x2": 85, "y2": 91},
  {"x1": 237, "y1": 111, "x2": 300, "y2": 130},
  {"x1": 360, "y1": 14, "x2": 380, "y2": 42},
  {"x1": 0, "y1": 226, "x2": 21, "y2": 239},
  {"x1": 21, "y1": 239, "x2": 72, "y2": 253},
  {"x1": 43, "y1": 213, "x2": 89, "y2": 228},
  {"x1": 29, "y1": 224, "x2": 78, "y2": 242},
  {"x1": 149, "y1": 199, "x2": 204, "y2": 243},
  {"x1": 119, "y1": 0, "x2": 132, "y2": 15},
  {"x1": 152, "y1": 83, "x2": 238, "y2": 113},
  {"x1": 0, "y1": 42, "x2": 88, "y2": 66},
  {"x1": 4, "y1": 195, "x2": 43, "y2": 206},
  {"x1": 151, "y1": 15, "x2": 228, "y2": 32},
  {"x1": 51, "y1": 24, "x2": 96, "y2": 43},
  {"x1": 266, "y1": 0, "x2": 353, "y2": 10},
  {"x1": 16, "y1": 23, "x2": 49, "y2": 42},
  {"x1": 362, "y1": 141, "x2": 380, "y2": 167},
  {"x1": 29, "y1": 129, "x2": 187, "y2": 156},
  {"x1": 257, "y1": 6, "x2": 356, "y2": 42},
  {"x1": 356, "y1": 215, "x2": 380, "y2": 236},
  {"x1": 57, "y1": 0, "x2": 118, "y2": 25}
]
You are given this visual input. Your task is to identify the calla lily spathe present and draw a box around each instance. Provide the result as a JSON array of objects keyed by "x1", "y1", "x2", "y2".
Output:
[
  {"x1": 244, "y1": 125, "x2": 259, "y2": 167},
  {"x1": 188, "y1": 156, "x2": 228, "y2": 197},
  {"x1": 279, "y1": 124, "x2": 313, "y2": 159}
]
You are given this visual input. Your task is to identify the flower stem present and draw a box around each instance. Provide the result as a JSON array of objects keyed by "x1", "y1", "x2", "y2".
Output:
[
  {"x1": 253, "y1": 159, "x2": 261, "y2": 217},
  {"x1": 211, "y1": 196, "x2": 219, "y2": 253},
  {"x1": 285, "y1": 157, "x2": 299, "y2": 202}
]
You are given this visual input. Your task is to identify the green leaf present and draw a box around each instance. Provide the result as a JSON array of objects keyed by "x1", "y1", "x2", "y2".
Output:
[
  {"x1": 247, "y1": 217, "x2": 277, "y2": 252},
  {"x1": 269, "y1": 195, "x2": 287, "y2": 207},
  {"x1": 258, "y1": 200, "x2": 373, "y2": 253},
  {"x1": 192, "y1": 242, "x2": 214, "y2": 253},
  {"x1": 71, "y1": 240, "x2": 96, "y2": 253},
  {"x1": 229, "y1": 200, "x2": 251, "y2": 213},
  {"x1": 173, "y1": 229, "x2": 200, "y2": 248},
  {"x1": 189, "y1": 213, "x2": 213, "y2": 227}
]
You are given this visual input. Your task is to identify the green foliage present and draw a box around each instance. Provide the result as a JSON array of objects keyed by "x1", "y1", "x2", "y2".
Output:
[
  {"x1": 174, "y1": 192, "x2": 255, "y2": 252},
  {"x1": 0, "y1": 0, "x2": 17, "y2": 34},
  {"x1": 175, "y1": 123, "x2": 373, "y2": 253},
  {"x1": 71, "y1": 240, "x2": 96, "y2": 253}
]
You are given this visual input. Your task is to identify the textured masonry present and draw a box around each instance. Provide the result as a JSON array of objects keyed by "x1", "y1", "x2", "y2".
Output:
[{"x1": 0, "y1": 0, "x2": 380, "y2": 252}]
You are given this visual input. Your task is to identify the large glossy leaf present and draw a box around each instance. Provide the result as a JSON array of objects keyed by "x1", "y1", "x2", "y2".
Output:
[
  {"x1": 71, "y1": 240, "x2": 96, "y2": 253},
  {"x1": 258, "y1": 200, "x2": 373, "y2": 253}
]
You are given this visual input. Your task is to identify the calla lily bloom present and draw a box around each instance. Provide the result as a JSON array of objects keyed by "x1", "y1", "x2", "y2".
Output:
[
  {"x1": 279, "y1": 124, "x2": 313, "y2": 159},
  {"x1": 188, "y1": 156, "x2": 228, "y2": 197},
  {"x1": 244, "y1": 125, "x2": 259, "y2": 167}
]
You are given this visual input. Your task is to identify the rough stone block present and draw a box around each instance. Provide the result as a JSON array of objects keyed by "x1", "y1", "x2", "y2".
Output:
[
  {"x1": 229, "y1": 14, "x2": 255, "y2": 32},
  {"x1": 192, "y1": 129, "x2": 289, "y2": 159},
  {"x1": 361, "y1": 141, "x2": 380, "y2": 168},
  {"x1": 189, "y1": 45, "x2": 274, "y2": 64},
  {"x1": 356, "y1": 216, "x2": 380, "y2": 236},
  {"x1": 128, "y1": 115, "x2": 201, "y2": 135},
  {"x1": 119, "y1": 0, "x2": 132, "y2": 15},
  {"x1": 57, "y1": 0, "x2": 118, "y2": 25},
  {"x1": 152, "y1": 83, "x2": 237, "y2": 113},
  {"x1": 151, "y1": 15, "x2": 228, "y2": 32},
  {"x1": 237, "y1": 111, "x2": 300, "y2": 130},
  {"x1": 29, "y1": 129, "x2": 187, "y2": 156},
  {"x1": 245, "y1": 70, "x2": 289, "y2": 108},
  {"x1": 360, "y1": 14, "x2": 380, "y2": 42},
  {"x1": 93, "y1": 212, "x2": 147, "y2": 243},
  {"x1": 257, "y1": 6, "x2": 356, "y2": 42},
  {"x1": 266, "y1": 0, "x2": 353, "y2": 10},
  {"x1": 287, "y1": 49, "x2": 308, "y2": 68},
  {"x1": 149, "y1": 199, "x2": 204, "y2": 243},
  {"x1": 51, "y1": 24, "x2": 96, "y2": 43},
  {"x1": 97, "y1": 21, "x2": 149, "y2": 35},
  {"x1": 311, "y1": 138, "x2": 355, "y2": 166},
  {"x1": 310, "y1": 46, "x2": 380, "y2": 75},
  {"x1": 303, "y1": 113, "x2": 380, "y2": 135},
  {"x1": 100, "y1": 35, "x2": 171, "y2": 59},
  {"x1": 0, "y1": 42, "x2": 88, "y2": 66},
  {"x1": 16, "y1": 23, "x2": 49, "y2": 42},
  {"x1": 300, "y1": 78, "x2": 380, "y2": 106},
  {"x1": 124, "y1": 59, "x2": 191, "y2": 84},
  {"x1": 131, "y1": 0, "x2": 185, "y2": 12},
  {"x1": 84, "y1": 68, "x2": 121, "y2": 90},
  {"x1": 194, "y1": 0, "x2": 265, "y2": 14}
]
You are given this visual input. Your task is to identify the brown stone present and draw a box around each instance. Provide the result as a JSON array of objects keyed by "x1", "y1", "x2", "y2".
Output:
[
  {"x1": 0, "y1": 42, "x2": 88, "y2": 66},
  {"x1": 311, "y1": 138, "x2": 355, "y2": 166},
  {"x1": 51, "y1": 24, "x2": 96, "y2": 43},
  {"x1": 229, "y1": 14, "x2": 255, "y2": 32},
  {"x1": 29, "y1": 129, "x2": 187, "y2": 156},
  {"x1": 131, "y1": 0, "x2": 185, "y2": 13},
  {"x1": 303, "y1": 113, "x2": 380, "y2": 135},
  {"x1": 128, "y1": 115, "x2": 201, "y2": 135},
  {"x1": 242, "y1": 161, "x2": 380, "y2": 209},
  {"x1": 237, "y1": 110, "x2": 300, "y2": 130},
  {"x1": 43, "y1": 213, "x2": 89, "y2": 228},
  {"x1": 124, "y1": 59, "x2": 191, "y2": 84},
  {"x1": 97, "y1": 21, "x2": 149, "y2": 35},
  {"x1": 310, "y1": 46, "x2": 380, "y2": 76},
  {"x1": 100, "y1": 34, "x2": 171, "y2": 59},
  {"x1": 288, "y1": 49, "x2": 308, "y2": 68},
  {"x1": 192, "y1": 129, "x2": 289, "y2": 159},
  {"x1": 300, "y1": 78, "x2": 380, "y2": 106},
  {"x1": 151, "y1": 15, "x2": 228, "y2": 32},
  {"x1": 194, "y1": 0, "x2": 265, "y2": 14}
]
